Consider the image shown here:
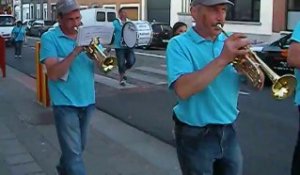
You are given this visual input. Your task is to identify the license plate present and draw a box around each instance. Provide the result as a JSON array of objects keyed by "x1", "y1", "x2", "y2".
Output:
[{"x1": 162, "y1": 39, "x2": 169, "y2": 43}]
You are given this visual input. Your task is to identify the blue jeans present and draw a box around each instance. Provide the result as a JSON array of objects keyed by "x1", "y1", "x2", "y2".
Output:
[
  {"x1": 291, "y1": 106, "x2": 300, "y2": 175},
  {"x1": 14, "y1": 41, "x2": 23, "y2": 56},
  {"x1": 174, "y1": 116, "x2": 243, "y2": 175},
  {"x1": 53, "y1": 105, "x2": 95, "y2": 175},
  {"x1": 115, "y1": 48, "x2": 136, "y2": 74}
]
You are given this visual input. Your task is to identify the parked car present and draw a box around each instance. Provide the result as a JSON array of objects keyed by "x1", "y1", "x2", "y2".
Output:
[
  {"x1": 142, "y1": 21, "x2": 172, "y2": 49},
  {"x1": 251, "y1": 33, "x2": 294, "y2": 85},
  {"x1": 27, "y1": 20, "x2": 56, "y2": 37},
  {"x1": 0, "y1": 14, "x2": 15, "y2": 45},
  {"x1": 23, "y1": 19, "x2": 35, "y2": 32}
]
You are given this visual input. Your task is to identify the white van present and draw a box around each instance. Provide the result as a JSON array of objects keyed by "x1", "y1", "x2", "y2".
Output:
[
  {"x1": 0, "y1": 14, "x2": 15, "y2": 44},
  {"x1": 80, "y1": 8, "x2": 117, "y2": 44},
  {"x1": 80, "y1": 8, "x2": 116, "y2": 27}
]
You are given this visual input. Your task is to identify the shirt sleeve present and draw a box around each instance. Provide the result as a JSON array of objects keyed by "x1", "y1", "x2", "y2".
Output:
[
  {"x1": 291, "y1": 22, "x2": 300, "y2": 43},
  {"x1": 39, "y1": 33, "x2": 58, "y2": 63},
  {"x1": 166, "y1": 38, "x2": 194, "y2": 89}
]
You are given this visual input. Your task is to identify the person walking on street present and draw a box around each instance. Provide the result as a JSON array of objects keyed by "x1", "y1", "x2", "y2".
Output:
[
  {"x1": 166, "y1": 0, "x2": 264, "y2": 174},
  {"x1": 39, "y1": 0, "x2": 97, "y2": 174},
  {"x1": 287, "y1": 21, "x2": 300, "y2": 175},
  {"x1": 113, "y1": 7, "x2": 136, "y2": 86},
  {"x1": 11, "y1": 20, "x2": 26, "y2": 58},
  {"x1": 172, "y1": 21, "x2": 187, "y2": 37}
]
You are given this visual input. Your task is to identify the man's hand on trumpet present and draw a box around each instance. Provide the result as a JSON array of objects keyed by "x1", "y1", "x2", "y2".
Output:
[{"x1": 219, "y1": 33, "x2": 251, "y2": 65}]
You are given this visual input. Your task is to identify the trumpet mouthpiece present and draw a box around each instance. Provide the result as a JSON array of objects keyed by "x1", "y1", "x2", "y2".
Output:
[{"x1": 216, "y1": 24, "x2": 223, "y2": 29}]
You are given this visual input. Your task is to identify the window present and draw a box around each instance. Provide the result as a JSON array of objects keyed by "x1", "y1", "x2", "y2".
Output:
[
  {"x1": 288, "y1": 0, "x2": 300, "y2": 10},
  {"x1": 226, "y1": 0, "x2": 260, "y2": 22},
  {"x1": 152, "y1": 24, "x2": 162, "y2": 33},
  {"x1": 96, "y1": 12, "x2": 105, "y2": 22},
  {"x1": 0, "y1": 16, "x2": 15, "y2": 26},
  {"x1": 107, "y1": 12, "x2": 116, "y2": 22}
]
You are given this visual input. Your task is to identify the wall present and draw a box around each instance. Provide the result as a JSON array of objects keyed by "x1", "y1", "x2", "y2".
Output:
[
  {"x1": 273, "y1": 0, "x2": 287, "y2": 32},
  {"x1": 224, "y1": 0, "x2": 273, "y2": 35},
  {"x1": 171, "y1": 0, "x2": 275, "y2": 36}
]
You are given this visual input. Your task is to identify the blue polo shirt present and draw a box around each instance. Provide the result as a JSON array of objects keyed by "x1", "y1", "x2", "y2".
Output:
[
  {"x1": 291, "y1": 22, "x2": 300, "y2": 105},
  {"x1": 11, "y1": 26, "x2": 26, "y2": 41},
  {"x1": 113, "y1": 19, "x2": 123, "y2": 48},
  {"x1": 40, "y1": 26, "x2": 95, "y2": 107},
  {"x1": 113, "y1": 18, "x2": 130, "y2": 49},
  {"x1": 166, "y1": 27, "x2": 240, "y2": 127}
]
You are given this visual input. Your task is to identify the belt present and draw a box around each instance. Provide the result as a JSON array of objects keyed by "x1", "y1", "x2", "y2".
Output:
[{"x1": 172, "y1": 112, "x2": 232, "y2": 128}]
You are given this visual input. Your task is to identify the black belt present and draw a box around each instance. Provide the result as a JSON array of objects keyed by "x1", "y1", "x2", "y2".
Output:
[{"x1": 172, "y1": 112, "x2": 232, "y2": 128}]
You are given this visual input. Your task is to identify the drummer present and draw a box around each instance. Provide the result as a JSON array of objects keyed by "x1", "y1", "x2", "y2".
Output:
[{"x1": 113, "y1": 7, "x2": 136, "y2": 86}]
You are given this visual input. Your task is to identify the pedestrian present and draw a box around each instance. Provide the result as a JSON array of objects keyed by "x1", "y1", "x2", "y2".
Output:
[
  {"x1": 113, "y1": 7, "x2": 136, "y2": 86},
  {"x1": 172, "y1": 21, "x2": 187, "y2": 37},
  {"x1": 11, "y1": 20, "x2": 26, "y2": 58},
  {"x1": 287, "y1": 21, "x2": 300, "y2": 175},
  {"x1": 166, "y1": 0, "x2": 264, "y2": 174},
  {"x1": 39, "y1": 0, "x2": 97, "y2": 174}
]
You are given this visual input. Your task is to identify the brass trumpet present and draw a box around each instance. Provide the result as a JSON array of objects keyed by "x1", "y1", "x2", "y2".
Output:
[
  {"x1": 75, "y1": 27, "x2": 117, "y2": 73},
  {"x1": 217, "y1": 24, "x2": 296, "y2": 100},
  {"x1": 85, "y1": 37, "x2": 117, "y2": 73}
]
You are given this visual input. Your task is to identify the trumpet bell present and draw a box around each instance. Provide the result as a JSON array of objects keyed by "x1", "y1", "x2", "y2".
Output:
[
  {"x1": 272, "y1": 74, "x2": 296, "y2": 100},
  {"x1": 101, "y1": 56, "x2": 118, "y2": 73}
]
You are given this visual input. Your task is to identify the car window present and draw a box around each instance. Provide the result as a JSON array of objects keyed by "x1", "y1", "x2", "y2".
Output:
[
  {"x1": 152, "y1": 24, "x2": 162, "y2": 33},
  {"x1": 270, "y1": 34, "x2": 292, "y2": 49},
  {"x1": 44, "y1": 21, "x2": 56, "y2": 26},
  {"x1": 33, "y1": 23, "x2": 43, "y2": 27},
  {"x1": 0, "y1": 16, "x2": 14, "y2": 26},
  {"x1": 96, "y1": 12, "x2": 105, "y2": 22},
  {"x1": 107, "y1": 12, "x2": 116, "y2": 22},
  {"x1": 161, "y1": 25, "x2": 172, "y2": 32}
]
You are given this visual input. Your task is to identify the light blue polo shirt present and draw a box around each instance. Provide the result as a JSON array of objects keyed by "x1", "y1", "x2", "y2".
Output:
[
  {"x1": 113, "y1": 18, "x2": 128, "y2": 49},
  {"x1": 291, "y1": 22, "x2": 300, "y2": 105},
  {"x1": 166, "y1": 27, "x2": 240, "y2": 127},
  {"x1": 11, "y1": 26, "x2": 26, "y2": 41},
  {"x1": 40, "y1": 26, "x2": 95, "y2": 107}
]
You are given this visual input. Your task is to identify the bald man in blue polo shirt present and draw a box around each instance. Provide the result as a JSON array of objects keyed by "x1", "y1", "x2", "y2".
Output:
[
  {"x1": 166, "y1": 0, "x2": 264, "y2": 174},
  {"x1": 39, "y1": 0, "x2": 97, "y2": 174},
  {"x1": 287, "y1": 22, "x2": 300, "y2": 175}
]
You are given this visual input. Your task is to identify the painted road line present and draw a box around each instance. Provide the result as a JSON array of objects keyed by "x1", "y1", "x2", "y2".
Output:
[
  {"x1": 126, "y1": 71, "x2": 167, "y2": 85},
  {"x1": 239, "y1": 91, "x2": 250, "y2": 95},
  {"x1": 135, "y1": 66, "x2": 166, "y2": 76}
]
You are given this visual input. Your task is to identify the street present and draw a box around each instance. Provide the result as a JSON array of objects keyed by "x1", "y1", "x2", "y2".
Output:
[{"x1": 5, "y1": 37, "x2": 300, "y2": 175}]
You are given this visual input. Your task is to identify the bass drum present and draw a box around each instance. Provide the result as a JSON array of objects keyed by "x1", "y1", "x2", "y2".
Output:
[{"x1": 122, "y1": 20, "x2": 153, "y2": 48}]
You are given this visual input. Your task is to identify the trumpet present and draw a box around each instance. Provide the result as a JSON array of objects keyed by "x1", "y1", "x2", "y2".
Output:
[
  {"x1": 75, "y1": 27, "x2": 117, "y2": 73},
  {"x1": 217, "y1": 24, "x2": 296, "y2": 100}
]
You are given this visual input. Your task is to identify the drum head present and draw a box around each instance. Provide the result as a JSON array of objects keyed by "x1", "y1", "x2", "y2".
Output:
[{"x1": 122, "y1": 22, "x2": 137, "y2": 48}]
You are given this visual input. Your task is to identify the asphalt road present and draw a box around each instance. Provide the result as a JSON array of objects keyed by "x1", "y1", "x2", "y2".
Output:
[{"x1": 5, "y1": 38, "x2": 300, "y2": 175}]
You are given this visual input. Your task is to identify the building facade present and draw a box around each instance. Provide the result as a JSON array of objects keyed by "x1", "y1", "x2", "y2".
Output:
[
  {"x1": 171, "y1": 0, "x2": 300, "y2": 41},
  {"x1": 13, "y1": 0, "x2": 146, "y2": 21}
]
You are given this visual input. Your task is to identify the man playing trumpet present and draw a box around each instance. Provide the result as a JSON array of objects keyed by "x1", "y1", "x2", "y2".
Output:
[
  {"x1": 166, "y1": 0, "x2": 264, "y2": 174},
  {"x1": 39, "y1": 0, "x2": 98, "y2": 174}
]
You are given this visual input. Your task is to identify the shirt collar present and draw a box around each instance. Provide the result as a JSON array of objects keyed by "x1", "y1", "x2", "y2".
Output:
[
  {"x1": 187, "y1": 27, "x2": 226, "y2": 44},
  {"x1": 55, "y1": 25, "x2": 76, "y2": 40}
]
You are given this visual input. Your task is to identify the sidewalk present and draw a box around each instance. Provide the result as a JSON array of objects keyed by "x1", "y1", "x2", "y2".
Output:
[{"x1": 0, "y1": 66, "x2": 181, "y2": 175}]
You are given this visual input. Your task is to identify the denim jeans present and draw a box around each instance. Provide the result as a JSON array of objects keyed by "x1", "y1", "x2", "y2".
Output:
[
  {"x1": 53, "y1": 104, "x2": 95, "y2": 175},
  {"x1": 115, "y1": 48, "x2": 136, "y2": 74},
  {"x1": 291, "y1": 106, "x2": 300, "y2": 175},
  {"x1": 14, "y1": 41, "x2": 23, "y2": 56},
  {"x1": 174, "y1": 117, "x2": 243, "y2": 175}
]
